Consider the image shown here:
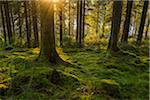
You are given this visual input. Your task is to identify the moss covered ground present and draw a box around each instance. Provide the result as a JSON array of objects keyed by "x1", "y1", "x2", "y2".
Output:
[{"x1": 0, "y1": 41, "x2": 149, "y2": 100}]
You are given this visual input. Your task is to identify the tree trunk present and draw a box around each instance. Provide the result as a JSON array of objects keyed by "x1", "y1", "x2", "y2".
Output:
[
  {"x1": 107, "y1": 1, "x2": 123, "y2": 52},
  {"x1": 101, "y1": 4, "x2": 106, "y2": 38},
  {"x1": 59, "y1": 3, "x2": 63, "y2": 47},
  {"x1": 4, "y1": 1, "x2": 12, "y2": 45},
  {"x1": 82, "y1": 0, "x2": 85, "y2": 44},
  {"x1": 24, "y1": 1, "x2": 31, "y2": 48},
  {"x1": 76, "y1": 0, "x2": 80, "y2": 43},
  {"x1": 18, "y1": 13, "x2": 22, "y2": 45},
  {"x1": 10, "y1": 6, "x2": 15, "y2": 36},
  {"x1": 121, "y1": 0, "x2": 133, "y2": 43},
  {"x1": 28, "y1": 4, "x2": 32, "y2": 42},
  {"x1": 68, "y1": 0, "x2": 71, "y2": 36},
  {"x1": 96, "y1": 1, "x2": 100, "y2": 35},
  {"x1": 79, "y1": 0, "x2": 83, "y2": 47},
  {"x1": 0, "y1": 2, "x2": 7, "y2": 48},
  {"x1": 132, "y1": 10, "x2": 137, "y2": 38},
  {"x1": 136, "y1": 1, "x2": 149, "y2": 46},
  {"x1": 96, "y1": 1, "x2": 100, "y2": 44},
  {"x1": 39, "y1": 0, "x2": 65, "y2": 64},
  {"x1": 145, "y1": 17, "x2": 150, "y2": 39},
  {"x1": 31, "y1": 1, "x2": 39, "y2": 47}
]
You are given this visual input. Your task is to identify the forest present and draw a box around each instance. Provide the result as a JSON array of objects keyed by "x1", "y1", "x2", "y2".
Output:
[{"x1": 0, "y1": 0, "x2": 149, "y2": 99}]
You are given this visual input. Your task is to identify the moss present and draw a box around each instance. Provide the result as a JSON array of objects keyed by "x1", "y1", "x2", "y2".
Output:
[
  {"x1": 11, "y1": 67, "x2": 52, "y2": 95},
  {"x1": 105, "y1": 63, "x2": 132, "y2": 72},
  {"x1": 0, "y1": 74, "x2": 11, "y2": 89},
  {"x1": 136, "y1": 63, "x2": 148, "y2": 72},
  {"x1": 0, "y1": 41, "x2": 149, "y2": 99},
  {"x1": 11, "y1": 48, "x2": 27, "y2": 53},
  {"x1": 5, "y1": 46, "x2": 13, "y2": 51},
  {"x1": 14, "y1": 89, "x2": 48, "y2": 100},
  {"x1": 10, "y1": 66, "x2": 81, "y2": 98},
  {"x1": 118, "y1": 43, "x2": 139, "y2": 55},
  {"x1": 58, "y1": 71, "x2": 81, "y2": 89},
  {"x1": 0, "y1": 54, "x2": 8, "y2": 58},
  {"x1": 11, "y1": 57, "x2": 25, "y2": 64},
  {"x1": 92, "y1": 79, "x2": 121, "y2": 98}
]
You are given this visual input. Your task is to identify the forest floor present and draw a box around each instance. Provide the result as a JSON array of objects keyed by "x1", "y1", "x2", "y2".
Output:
[{"x1": 0, "y1": 41, "x2": 149, "y2": 100}]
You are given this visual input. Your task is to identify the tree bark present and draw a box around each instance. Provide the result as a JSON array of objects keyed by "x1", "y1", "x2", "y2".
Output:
[
  {"x1": 136, "y1": 1, "x2": 149, "y2": 46},
  {"x1": 39, "y1": 0, "x2": 65, "y2": 64},
  {"x1": 121, "y1": 0, "x2": 133, "y2": 43},
  {"x1": 31, "y1": 1, "x2": 39, "y2": 47},
  {"x1": 107, "y1": 1, "x2": 123, "y2": 52},
  {"x1": 82, "y1": 0, "x2": 85, "y2": 44},
  {"x1": 145, "y1": 17, "x2": 150, "y2": 39},
  {"x1": 79, "y1": 0, "x2": 83, "y2": 47},
  {"x1": 76, "y1": 0, "x2": 80, "y2": 43},
  {"x1": 18, "y1": 13, "x2": 22, "y2": 45},
  {"x1": 0, "y1": 2, "x2": 7, "y2": 48},
  {"x1": 96, "y1": 1, "x2": 100, "y2": 35},
  {"x1": 4, "y1": 1, "x2": 12, "y2": 45},
  {"x1": 59, "y1": 3, "x2": 63, "y2": 47},
  {"x1": 132, "y1": 10, "x2": 137, "y2": 37},
  {"x1": 24, "y1": 1, "x2": 31, "y2": 48},
  {"x1": 10, "y1": 6, "x2": 15, "y2": 36},
  {"x1": 101, "y1": 4, "x2": 106, "y2": 38},
  {"x1": 68, "y1": 0, "x2": 71, "y2": 36},
  {"x1": 28, "y1": 4, "x2": 32, "y2": 42},
  {"x1": 96, "y1": 1, "x2": 100, "y2": 44}
]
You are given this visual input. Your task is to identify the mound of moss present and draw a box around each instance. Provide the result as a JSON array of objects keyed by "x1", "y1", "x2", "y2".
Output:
[
  {"x1": 118, "y1": 43, "x2": 139, "y2": 55},
  {"x1": 0, "y1": 54, "x2": 8, "y2": 59},
  {"x1": 10, "y1": 66, "x2": 81, "y2": 99}
]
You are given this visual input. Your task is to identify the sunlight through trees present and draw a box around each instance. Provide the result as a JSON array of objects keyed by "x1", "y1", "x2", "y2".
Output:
[{"x1": 0, "y1": 0, "x2": 149, "y2": 99}]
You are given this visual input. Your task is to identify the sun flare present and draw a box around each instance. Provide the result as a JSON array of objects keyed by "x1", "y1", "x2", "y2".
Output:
[{"x1": 46, "y1": 0, "x2": 59, "y2": 2}]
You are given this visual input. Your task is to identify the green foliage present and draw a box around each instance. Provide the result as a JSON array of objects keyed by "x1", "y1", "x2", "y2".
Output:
[
  {"x1": 14, "y1": 89, "x2": 48, "y2": 100},
  {"x1": 62, "y1": 35, "x2": 77, "y2": 48},
  {"x1": 100, "y1": 79, "x2": 121, "y2": 98},
  {"x1": 9, "y1": 66, "x2": 83, "y2": 99},
  {"x1": 0, "y1": 54, "x2": 8, "y2": 58},
  {"x1": 11, "y1": 67, "x2": 53, "y2": 95},
  {"x1": 0, "y1": 37, "x2": 4, "y2": 48},
  {"x1": 119, "y1": 43, "x2": 139, "y2": 55},
  {"x1": 0, "y1": 42, "x2": 149, "y2": 99}
]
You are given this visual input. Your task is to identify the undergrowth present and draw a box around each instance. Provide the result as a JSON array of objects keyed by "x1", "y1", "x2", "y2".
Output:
[{"x1": 0, "y1": 41, "x2": 149, "y2": 100}]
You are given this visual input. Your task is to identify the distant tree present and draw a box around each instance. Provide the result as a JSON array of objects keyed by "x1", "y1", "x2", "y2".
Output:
[
  {"x1": 108, "y1": 1, "x2": 122, "y2": 52},
  {"x1": 145, "y1": 17, "x2": 150, "y2": 39},
  {"x1": 132, "y1": 10, "x2": 137, "y2": 37},
  {"x1": 18, "y1": 12, "x2": 22, "y2": 45},
  {"x1": 78, "y1": 0, "x2": 83, "y2": 47},
  {"x1": 24, "y1": 1, "x2": 31, "y2": 48},
  {"x1": 28, "y1": 3, "x2": 32, "y2": 43},
  {"x1": 16, "y1": 1, "x2": 23, "y2": 46},
  {"x1": 39, "y1": 0, "x2": 65, "y2": 64},
  {"x1": 4, "y1": 1, "x2": 13, "y2": 45},
  {"x1": 131, "y1": 1, "x2": 143, "y2": 38},
  {"x1": 82, "y1": 0, "x2": 85, "y2": 44},
  {"x1": 101, "y1": 2, "x2": 107, "y2": 38},
  {"x1": 76, "y1": 0, "x2": 85, "y2": 47},
  {"x1": 121, "y1": 0, "x2": 133, "y2": 43},
  {"x1": 0, "y1": 2, "x2": 7, "y2": 47},
  {"x1": 31, "y1": 1, "x2": 39, "y2": 47},
  {"x1": 59, "y1": 0, "x2": 63, "y2": 47},
  {"x1": 68, "y1": 0, "x2": 71, "y2": 36},
  {"x1": 136, "y1": 1, "x2": 149, "y2": 46},
  {"x1": 96, "y1": 1, "x2": 100, "y2": 35},
  {"x1": 76, "y1": 0, "x2": 80, "y2": 43},
  {"x1": 10, "y1": 4, "x2": 15, "y2": 36}
]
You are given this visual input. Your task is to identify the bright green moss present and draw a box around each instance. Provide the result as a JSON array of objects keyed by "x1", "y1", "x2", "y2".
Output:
[{"x1": 0, "y1": 42, "x2": 149, "y2": 99}]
